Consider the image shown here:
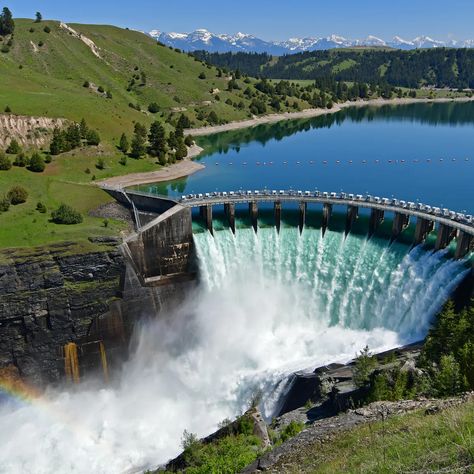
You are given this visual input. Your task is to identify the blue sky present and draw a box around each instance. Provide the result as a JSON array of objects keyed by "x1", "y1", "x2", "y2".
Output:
[{"x1": 9, "y1": 0, "x2": 474, "y2": 40}]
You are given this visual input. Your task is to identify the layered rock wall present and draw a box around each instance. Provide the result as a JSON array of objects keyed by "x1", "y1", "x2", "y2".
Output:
[{"x1": 0, "y1": 241, "x2": 124, "y2": 384}]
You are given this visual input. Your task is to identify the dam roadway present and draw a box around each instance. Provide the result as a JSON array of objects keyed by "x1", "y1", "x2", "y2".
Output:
[
  {"x1": 103, "y1": 187, "x2": 474, "y2": 285},
  {"x1": 182, "y1": 192, "x2": 473, "y2": 259}
]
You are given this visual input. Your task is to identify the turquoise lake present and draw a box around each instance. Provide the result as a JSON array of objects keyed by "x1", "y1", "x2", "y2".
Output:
[{"x1": 137, "y1": 102, "x2": 474, "y2": 213}]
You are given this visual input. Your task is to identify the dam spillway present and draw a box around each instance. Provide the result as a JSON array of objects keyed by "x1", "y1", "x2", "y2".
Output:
[{"x1": 194, "y1": 227, "x2": 469, "y2": 341}]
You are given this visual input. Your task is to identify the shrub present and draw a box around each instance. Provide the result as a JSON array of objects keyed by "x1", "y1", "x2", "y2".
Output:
[
  {"x1": 119, "y1": 155, "x2": 127, "y2": 166},
  {"x1": 1, "y1": 44, "x2": 10, "y2": 54},
  {"x1": 0, "y1": 195, "x2": 10, "y2": 212},
  {"x1": 433, "y1": 354, "x2": 463, "y2": 396},
  {"x1": 36, "y1": 201, "x2": 47, "y2": 213},
  {"x1": 29, "y1": 27, "x2": 35, "y2": 33},
  {"x1": 97, "y1": 85, "x2": 105, "y2": 93},
  {"x1": 38, "y1": 41, "x2": 44, "y2": 47},
  {"x1": 83, "y1": 80, "x2": 90, "y2": 88},
  {"x1": 4, "y1": 105, "x2": 11, "y2": 113},
  {"x1": 198, "y1": 71, "x2": 206, "y2": 79},
  {"x1": 86, "y1": 129, "x2": 101, "y2": 146},
  {"x1": 6, "y1": 139, "x2": 21, "y2": 154},
  {"x1": 280, "y1": 420, "x2": 305, "y2": 443},
  {"x1": 207, "y1": 110, "x2": 219, "y2": 124},
  {"x1": 43, "y1": 26, "x2": 51, "y2": 33},
  {"x1": 237, "y1": 416, "x2": 254, "y2": 436},
  {"x1": 13, "y1": 152, "x2": 28, "y2": 167},
  {"x1": 184, "y1": 135, "x2": 194, "y2": 147},
  {"x1": 249, "y1": 98, "x2": 267, "y2": 115},
  {"x1": 51, "y1": 204, "x2": 83, "y2": 224},
  {"x1": 28, "y1": 152, "x2": 45, "y2": 172},
  {"x1": 44, "y1": 154, "x2": 52, "y2": 163},
  {"x1": 7, "y1": 185, "x2": 28, "y2": 205},
  {"x1": 106, "y1": 91, "x2": 112, "y2": 99},
  {"x1": 0, "y1": 152, "x2": 11, "y2": 170},
  {"x1": 96, "y1": 157, "x2": 105, "y2": 170},
  {"x1": 148, "y1": 102, "x2": 160, "y2": 113}
]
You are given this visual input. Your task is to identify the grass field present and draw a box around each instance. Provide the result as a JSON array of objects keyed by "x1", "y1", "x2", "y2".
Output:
[{"x1": 278, "y1": 400, "x2": 474, "y2": 473}]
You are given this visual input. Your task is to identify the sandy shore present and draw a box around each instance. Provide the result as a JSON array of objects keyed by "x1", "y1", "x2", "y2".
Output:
[
  {"x1": 98, "y1": 144, "x2": 204, "y2": 188},
  {"x1": 100, "y1": 96, "x2": 474, "y2": 188},
  {"x1": 186, "y1": 96, "x2": 474, "y2": 137}
]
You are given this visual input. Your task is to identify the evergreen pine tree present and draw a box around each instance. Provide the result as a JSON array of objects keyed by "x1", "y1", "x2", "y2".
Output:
[
  {"x1": 29, "y1": 152, "x2": 45, "y2": 172},
  {"x1": 86, "y1": 129, "x2": 101, "y2": 146},
  {"x1": 79, "y1": 118, "x2": 88, "y2": 139},
  {"x1": 0, "y1": 152, "x2": 11, "y2": 170},
  {"x1": 0, "y1": 7, "x2": 14, "y2": 36},
  {"x1": 176, "y1": 114, "x2": 191, "y2": 130},
  {"x1": 119, "y1": 133, "x2": 129, "y2": 153},
  {"x1": 175, "y1": 138, "x2": 188, "y2": 160},
  {"x1": 130, "y1": 123, "x2": 147, "y2": 158},
  {"x1": 6, "y1": 139, "x2": 21, "y2": 154},
  {"x1": 50, "y1": 128, "x2": 65, "y2": 155},
  {"x1": 35, "y1": 12, "x2": 42, "y2": 23},
  {"x1": 65, "y1": 123, "x2": 81, "y2": 149},
  {"x1": 148, "y1": 121, "x2": 167, "y2": 158}
]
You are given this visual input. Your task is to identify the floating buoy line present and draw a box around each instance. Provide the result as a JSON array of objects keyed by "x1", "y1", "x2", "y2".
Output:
[{"x1": 214, "y1": 157, "x2": 471, "y2": 166}]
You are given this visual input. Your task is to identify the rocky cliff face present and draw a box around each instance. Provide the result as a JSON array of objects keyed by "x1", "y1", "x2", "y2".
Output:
[
  {"x1": 0, "y1": 114, "x2": 66, "y2": 148},
  {"x1": 0, "y1": 240, "x2": 124, "y2": 385}
]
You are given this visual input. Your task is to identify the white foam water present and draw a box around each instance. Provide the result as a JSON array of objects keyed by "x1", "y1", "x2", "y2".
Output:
[{"x1": 0, "y1": 227, "x2": 468, "y2": 474}]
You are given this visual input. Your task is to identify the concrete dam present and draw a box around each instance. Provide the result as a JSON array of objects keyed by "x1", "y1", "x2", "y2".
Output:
[{"x1": 106, "y1": 187, "x2": 473, "y2": 287}]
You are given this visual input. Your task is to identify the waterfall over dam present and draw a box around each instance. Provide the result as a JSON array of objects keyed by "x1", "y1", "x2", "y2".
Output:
[
  {"x1": 195, "y1": 227, "x2": 469, "y2": 342},
  {"x1": 0, "y1": 224, "x2": 470, "y2": 473}
]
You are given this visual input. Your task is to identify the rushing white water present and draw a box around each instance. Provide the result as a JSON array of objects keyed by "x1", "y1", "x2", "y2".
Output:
[{"x1": 0, "y1": 227, "x2": 469, "y2": 474}]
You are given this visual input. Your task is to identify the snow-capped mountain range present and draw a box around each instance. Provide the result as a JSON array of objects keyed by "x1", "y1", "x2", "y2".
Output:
[{"x1": 149, "y1": 29, "x2": 474, "y2": 54}]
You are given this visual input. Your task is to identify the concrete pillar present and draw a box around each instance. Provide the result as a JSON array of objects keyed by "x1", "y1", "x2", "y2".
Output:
[
  {"x1": 224, "y1": 202, "x2": 236, "y2": 234},
  {"x1": 368, "y1": 209, "x2": 384, "y2": 238},
  {"x1": 413, "y1": 217, "x2": 434, "y2": 246},
  {"x1": 454, "y1": 231, "x2": 473, "y2": 259},
  {"x1": 391, "y1": 212, "x2": 409, "y2": 242},
  {"x1": 435, "y1": 223, "x2": 455, "y2": 251},
  {"x1": 298, "y1": 201, "x2": 307, "y2": 234},
  {"x1": 274, "y1": 201, "x2": 281, "y2": 233},
  {"x1": 249, "y1": 201, "x2": 258, "y2": 233},
  {"x1": 200, "y1": 205, "x2": 213, "y2": 235},
  {"x1": 322, "y1": 203, "x2": 332, "y2": 237},
  {"x1": 345, "y1": 205, "x2": 358, "y2": 237}
]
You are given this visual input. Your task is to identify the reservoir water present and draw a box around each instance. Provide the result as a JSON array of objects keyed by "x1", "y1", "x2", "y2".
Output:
[{"x1": 138, "y1": 102, "x2": 474, "y2": 213}]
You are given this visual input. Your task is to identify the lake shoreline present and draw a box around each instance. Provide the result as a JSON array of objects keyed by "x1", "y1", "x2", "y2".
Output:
[
  {"x1": 97, "y1": 144, "x2": 204, "y2": 188},
  {"x1": 186, "y1": 96, "x2": 474, "y2": 137},
  {"x1": 100, "y1": 96, "x2": 474, "y2": 189}
]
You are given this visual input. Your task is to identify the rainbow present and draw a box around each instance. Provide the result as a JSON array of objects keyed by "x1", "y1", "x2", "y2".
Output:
[
  {"x1": 0, "y1": 365, "x2": 42, "y2": 405},
  {"x1": 0, "y1": 365, "x2": 104, "y2": 447}
]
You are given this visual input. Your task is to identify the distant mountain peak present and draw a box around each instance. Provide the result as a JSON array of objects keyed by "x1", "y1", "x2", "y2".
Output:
[{"x1": 151, "y1": 28, "x2": 474, "y2": 54}]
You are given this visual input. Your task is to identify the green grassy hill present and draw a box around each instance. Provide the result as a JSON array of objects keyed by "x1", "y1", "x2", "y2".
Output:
[
  {"x1": 0, "y1": 17, "x2": 317, "y2": 250},
  {"x1": 0, "y1": 19, "x2": 311, "y2": 139}
]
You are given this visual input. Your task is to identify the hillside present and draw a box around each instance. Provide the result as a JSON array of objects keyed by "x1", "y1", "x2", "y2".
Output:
[
  {"x1": 193, "y1": 48, "x2": 474, "y2": 89},
  {"x1": 0, "y1": 17, "x2": 318, "y2": 249},
  {"x1": 0, "y1": 19, "x2": 315, "y2": 141}
]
